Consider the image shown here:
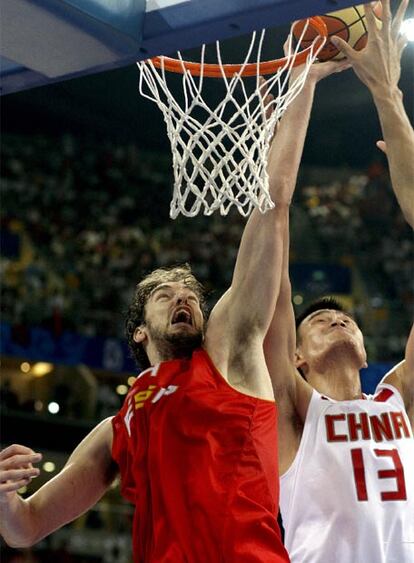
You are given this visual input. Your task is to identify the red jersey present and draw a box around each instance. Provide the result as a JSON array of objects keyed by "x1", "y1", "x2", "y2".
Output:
[{"x1": 112, "y1": 348, "x2": 288, "y2": 562}]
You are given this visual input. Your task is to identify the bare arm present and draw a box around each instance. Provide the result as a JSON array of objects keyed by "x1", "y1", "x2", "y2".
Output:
[
  {"x1": 264, "y1": 59, "x2": 350, "y2": 399},
  {"x1": 263, "y1": 211, "x2": 315, "y2": 472},
  {"x1": 262, "y1": 63, "x2": 346, "y2": 469},
  {"x1": 207, "y1": 59, "x2": 349, "y2": 387},
  {"x1": 332, "y1": 0, "x2": 414, "y2": 227},
  {"x1": 0, "y1": 418, "x2": 117, "y2": 547},
  {"x1": 383, "y1": 324, "x2": 414, "y2": 430},
  {"x1": 205, "y1": 77, "x2": 314, "y2": 395},
  {"x1": 332, "y1": 0, "x2": 413, "y2": 419}
]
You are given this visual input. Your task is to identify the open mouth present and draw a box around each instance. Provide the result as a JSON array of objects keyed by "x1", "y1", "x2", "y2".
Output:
[{"x1": 171, "y1": 308, "x2": 193, "y2": 326}]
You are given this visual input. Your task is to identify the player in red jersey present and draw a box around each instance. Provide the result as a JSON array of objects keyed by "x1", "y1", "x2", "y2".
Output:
[{"x1": 0, "y1": 59, "x2": 347, "y2": 561}]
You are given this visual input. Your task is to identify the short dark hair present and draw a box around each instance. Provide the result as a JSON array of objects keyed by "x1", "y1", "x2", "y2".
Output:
[
  {"x1": 125, "y1": 263, "x2": 207, "y2": 369},
  {"x1": 295, "y1": 296, "x2": 348, "y2": 331}
]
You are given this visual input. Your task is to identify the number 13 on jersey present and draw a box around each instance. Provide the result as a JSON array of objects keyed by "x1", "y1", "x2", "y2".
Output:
[{"x1": 351, "y1": 448, "x2": 407, "y2": 502}]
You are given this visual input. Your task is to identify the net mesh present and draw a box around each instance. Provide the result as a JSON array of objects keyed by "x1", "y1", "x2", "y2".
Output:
[{"x1": 138, "y1": 24, "x2": 324, "y2": 218}]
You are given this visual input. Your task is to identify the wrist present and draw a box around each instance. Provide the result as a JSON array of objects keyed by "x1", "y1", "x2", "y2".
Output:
[{"x1": 371, "y1": 86, "x2": 403, "y2": 105}]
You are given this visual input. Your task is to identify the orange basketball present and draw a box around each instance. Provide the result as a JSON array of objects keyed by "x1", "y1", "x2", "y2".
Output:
[{"x1": 293, "y1": 3, "x2": 382, "y2": 62}]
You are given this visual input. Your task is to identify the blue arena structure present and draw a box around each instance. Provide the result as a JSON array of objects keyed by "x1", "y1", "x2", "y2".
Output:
[{"x1": 1, "y1": 0, "x2": 359, "y2": 95}]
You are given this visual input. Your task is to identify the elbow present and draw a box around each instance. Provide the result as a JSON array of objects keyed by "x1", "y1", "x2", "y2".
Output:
[
  {"x1": 1, "y1": 522, "x2": 41, "y2": 549},
  {"x1": 4, "y1": 536, "x2": 37, "y2": 549}
]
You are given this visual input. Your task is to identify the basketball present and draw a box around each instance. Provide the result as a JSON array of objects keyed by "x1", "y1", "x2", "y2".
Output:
[{"x1": 293, "y1": 3, "x2": 382, "y2": 62}]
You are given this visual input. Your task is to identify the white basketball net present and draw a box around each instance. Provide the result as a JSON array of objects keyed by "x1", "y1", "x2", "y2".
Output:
[{"x1": 138, "y1": 25, "x2": 324, "y2": 218}]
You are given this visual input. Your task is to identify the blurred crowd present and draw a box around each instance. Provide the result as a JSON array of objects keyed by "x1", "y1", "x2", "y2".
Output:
[
  {"x1": 302, "y1": 162, "x2": 413, "y2": 307},
  {"x1": 1, "y1": 134, "x2": 412, "y2": 360},
  {"x1": 1, "y1": 134, "x2": 245, "y2": 340},
  {"x1": 300, "y1": 162, "x2": 413, "y2": 359}
]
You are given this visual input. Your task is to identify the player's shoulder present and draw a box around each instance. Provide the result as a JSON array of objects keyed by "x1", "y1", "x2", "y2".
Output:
[
  {"x1": 364, "y1": 373, "x2": 406, "y2": 411},
  {"x1": 376, "y1": 361, "x2": 406, "y2": 399}
]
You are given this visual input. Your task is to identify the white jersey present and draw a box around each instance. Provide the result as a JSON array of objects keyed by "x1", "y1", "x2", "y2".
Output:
[{"x1": 280, "y1": 383, "x2": 414, "y2": 563}]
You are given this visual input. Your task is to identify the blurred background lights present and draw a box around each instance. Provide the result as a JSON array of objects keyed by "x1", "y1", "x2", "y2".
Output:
[
  {"x1": 293, "y1": 294, "x2": 304, "y2": 305},
  {"x1": 32, "y1": 362, "x2": 54, "y2": 377},
  {"x1": 34, "y1": 400, "x2": 43, "y2": 412},
  {"x1": 128, "y1": 376, "x2": 136, "y2": 386},
  {"x1": 18, "y1": 485, "x2": 28, "y2": 495},
  {"x1": 48, "y1": 401, "x2": 60, "y2": 414},
  {"x1": 20, "y1": 362, "x2": 31, "y2": 373},
  {"x1": 43, "y1": 461, "x2": 56, "y2": 473},
  {"x1": 400, "y1": 18, "x2": 414, "y2": 41},
  {"x1": 313, "y1": 270, "x2": 325, "y2": 281},
  {"x1": 116, "y1": 384, "x2": 128, "y2": 396}
]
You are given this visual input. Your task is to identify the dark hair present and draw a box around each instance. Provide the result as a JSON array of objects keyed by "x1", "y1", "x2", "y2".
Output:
[
  {"x1": 125, "y1": 264, "x2": 207, "y2": 369},
  {"x1": 295, "y1": 296, "x2": 348, "y2": 331}
]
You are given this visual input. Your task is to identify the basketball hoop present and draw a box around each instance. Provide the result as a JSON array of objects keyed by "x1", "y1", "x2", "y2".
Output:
[{"x1": 138, "y1": 18, "x2": 327, "y2": 218}]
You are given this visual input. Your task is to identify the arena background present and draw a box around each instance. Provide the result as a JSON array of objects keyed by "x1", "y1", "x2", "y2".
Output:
[{"x1": 1, "y1": 14, "x2": 413, "y2": 562}]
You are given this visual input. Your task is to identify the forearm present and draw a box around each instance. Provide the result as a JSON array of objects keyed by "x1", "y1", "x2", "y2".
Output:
[
  {"x1": 234, "y1": 79, "x2": 316, "y2": 329},
  {"x1": 0, "y1": 420, "x2": 115, "y2": 549},
  {"x1": 267, "y1": 80, "x2": 316, "y2": 204},
  {"x1": 264, "y1": 214, "x2": 296, "y2": 363},
  {"x1": 0, "y1": 495, "x2": 39, "y2": 547},
  {"x1": 372, "y1": 88, "x2": 414, "y2": 227}
]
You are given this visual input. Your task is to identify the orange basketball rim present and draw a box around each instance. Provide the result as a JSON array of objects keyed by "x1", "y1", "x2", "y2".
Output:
[{"x1": 150, "y1": 16, "x2": 328, "y2": 77}]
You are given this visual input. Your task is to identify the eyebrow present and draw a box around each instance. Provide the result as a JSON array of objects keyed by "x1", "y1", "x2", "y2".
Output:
[
  {"x1": 150, "y1": 284, "x2": 174, "y2": 298},
  {"x1": 150, "y1": 283, "x2": 199, "y2": 300}
]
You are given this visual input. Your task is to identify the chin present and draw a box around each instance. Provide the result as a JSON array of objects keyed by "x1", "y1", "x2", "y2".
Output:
[
  {"x1": 319, "y1": 339, "x2": 366, "y2": 369},
  {"x1": 166, "y1": 329, "x2": 203, "y2": 352}
]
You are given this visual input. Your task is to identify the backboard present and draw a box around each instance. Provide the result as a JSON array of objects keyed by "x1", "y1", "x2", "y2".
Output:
[{"x1": 1, "y1": 0, "x2": 358, "y2": 95}]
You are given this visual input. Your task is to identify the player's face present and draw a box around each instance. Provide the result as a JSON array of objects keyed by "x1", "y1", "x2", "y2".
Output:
[
  {"x1": 143, "y1": 281, "x2": 205, "y2": 341},
  {"x1": 296, "y1": 309, "x2": 367, "y2": 372}
]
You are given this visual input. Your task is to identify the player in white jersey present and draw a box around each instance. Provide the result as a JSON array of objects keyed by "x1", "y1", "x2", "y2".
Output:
[
  {"x1": 276, "y1": 300, "x2": 414, "y2": 562},
  {"x1": 264, "y1": 1, "x2": 414, "y2": 561}
]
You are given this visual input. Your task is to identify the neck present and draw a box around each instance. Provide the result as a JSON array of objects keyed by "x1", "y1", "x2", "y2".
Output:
[{"x1": 306, "y1": 361, "x2": 362, "y2": 401}]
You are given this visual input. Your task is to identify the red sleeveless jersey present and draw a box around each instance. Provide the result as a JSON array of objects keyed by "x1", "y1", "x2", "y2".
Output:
[{"x1": 112, "y1": 348, "x2": 289, "y2": 562}]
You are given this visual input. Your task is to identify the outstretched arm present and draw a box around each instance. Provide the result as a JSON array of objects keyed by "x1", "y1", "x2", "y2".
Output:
[
  {"x1": 382, "y1": 324, "x2": 414, "y2": 430},
  {"x1": 206, "y1": 52, "x2": 349, "y2": 397},
  {"x1": 0, "y1": 418, "x2": 116, "y2": 547},
  {"x1": 332, "y1": 0, "x2": 414, "y2": 227},
  {"x1": 332, "y1": 0, "x2": 413, "y2": 423},
  {"x1": 262, "y1": 62, "x2": 348, "y2": 468}
]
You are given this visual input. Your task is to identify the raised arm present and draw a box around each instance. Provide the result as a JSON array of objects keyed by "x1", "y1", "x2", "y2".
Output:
[
  {"x1": 332, "y1": 0, "x2": 414, "y2": 227},
  {"x1": 205, "y1": 54, "x2": 349, "y2": 397},
  {"x1": 0, "y1": 418, "x2": 116, "y2": 547},
  {"x1": 262, "y1": 63, "x2": 348, "y2": 468},
  {"x1": 382, "y1": 324, "x2": 414, "y2": 430},
  {"x1": 331, "y1": 0, "x2": 413, "y2": 422},
  {"x1": 263, "y1": 57, "x2": 350, "y2": 385}
]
